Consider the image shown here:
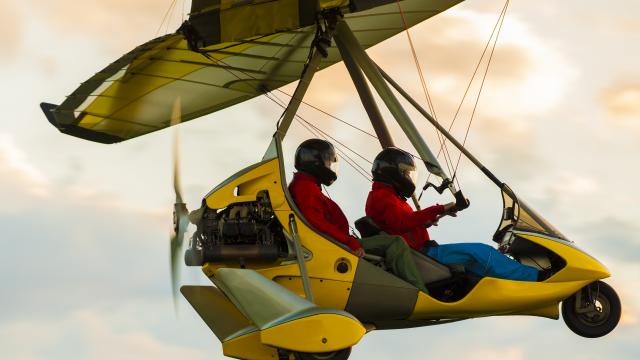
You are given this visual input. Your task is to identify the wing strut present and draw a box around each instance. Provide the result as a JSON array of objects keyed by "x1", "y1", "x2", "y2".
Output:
[
  {"x1": 377, "y1": 66, "x2": 504, "y2": 189},
  {"x1": 333, "y1": 20, "x2": 456, "y2": 194},
  {"x1": 335, "y1": 31, "x2": 423, "y2": 210},
  {"x1": 263, "y1": 11, "x2": 340, "y2": 159},
  {"x1": 275, "y1": 12, "x2": 339, "y2": 142}
]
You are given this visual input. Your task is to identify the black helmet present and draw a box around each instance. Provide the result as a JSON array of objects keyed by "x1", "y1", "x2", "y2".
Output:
[
  {"x1": 295, "y1": 139, "x2": 338, "y2": 186},
  {"x1": 372, "y1": 147, "x2": 417, "y2": 198}
]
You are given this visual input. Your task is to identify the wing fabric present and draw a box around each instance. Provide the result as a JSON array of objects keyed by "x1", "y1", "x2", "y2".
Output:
[{"x1": 44, "y1": 0, "x2": 464, "y2": 143}]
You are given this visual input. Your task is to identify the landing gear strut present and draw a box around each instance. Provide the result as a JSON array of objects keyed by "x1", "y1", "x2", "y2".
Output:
[{"x1": 562, "y1": 281, "x2": 621, "y2": 338}]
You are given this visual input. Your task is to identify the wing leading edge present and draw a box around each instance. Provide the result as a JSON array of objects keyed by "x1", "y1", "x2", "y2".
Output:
[{"x1": 43, "y1": 0, "x2": 464, "y2": 143}]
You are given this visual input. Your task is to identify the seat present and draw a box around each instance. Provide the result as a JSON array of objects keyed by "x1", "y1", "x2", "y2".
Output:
[
  {"x1": 354, "y1": 216, "x2": 383, "y2": 238},
  {"x1": 410, "y1": 250, "x2": 453, "y2": 284},
  {"x1": 354, "y1": 216, "x2": 459, "y2": 284}
]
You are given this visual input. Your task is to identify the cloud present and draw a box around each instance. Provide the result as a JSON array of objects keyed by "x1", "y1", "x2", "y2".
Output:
[
  {"x1": 600, "y1": 83, "x2": 640, "y2": 122},
  {"x1": 0, "y1": 2, "x2": 22, "y2": 61},
  {"x1": 366, "y1": 9, "x2": 575, "y2": 119},
  {"x1": 0, "y1": 134, "x2": 49, "y2": 205},
  {"x1": 470, "y1": 346, "x2": 525, "y2": 360},
  {"x1": 0, "y1": 128, "x2": 218, "y2": 359},
  {"x1": 0, "y1": 309, "x2": 211, "y2": 360},
  {"x1": 29, "y1": 0, "x2": 185, "y2": 53},
  {"x1": 292, "y1": 7, "x2": 576, "y2": 188}
]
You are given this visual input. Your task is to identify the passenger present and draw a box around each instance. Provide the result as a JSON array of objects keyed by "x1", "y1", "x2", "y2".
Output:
[
  {"x1": 289, "y1": 139, "x2": 428, "y2": 292},
  {"x1": 365, "y1": 147, "x2": 542, "y2": 282}
]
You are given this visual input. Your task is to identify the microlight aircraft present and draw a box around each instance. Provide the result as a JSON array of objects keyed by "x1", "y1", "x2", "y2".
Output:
[{"x1": 41, "y1": 1, "x2": 621, "y2": 359}]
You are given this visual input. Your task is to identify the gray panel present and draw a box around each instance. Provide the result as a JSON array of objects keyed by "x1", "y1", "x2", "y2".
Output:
[
  {"x1": 345, "y1": 260, "x2": 418, "y2": 322},
  {"x1": 180, "y1": 285, "x2": 255, "y2": 341},
  {"x1": 411, "y1": 250, "x2": 452, "y2": 284}
]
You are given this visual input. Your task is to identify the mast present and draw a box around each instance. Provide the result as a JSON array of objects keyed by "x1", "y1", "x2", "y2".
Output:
[
  {"x1": 334, "y1": 20, "x2": 456, "y2": 193},
  {"x1": 377, "y1": 66, "x2": 504, "y2": 188},
  {"x1": 335, "y1": 30, "x2": 423, "y2": 209}
]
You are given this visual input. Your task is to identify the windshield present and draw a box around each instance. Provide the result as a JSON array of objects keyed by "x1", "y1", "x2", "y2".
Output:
[{"x1": 495, "y1": 185, "x2": 569, "y2": 242}]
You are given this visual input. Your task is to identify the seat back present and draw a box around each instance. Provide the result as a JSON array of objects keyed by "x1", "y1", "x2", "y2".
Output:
[
  {"x1": 355, "y1": 216, "x2": 383, "y2": 238},
  {"x1": 411, "y1": 250, "x2": 452, "y2": 284}
]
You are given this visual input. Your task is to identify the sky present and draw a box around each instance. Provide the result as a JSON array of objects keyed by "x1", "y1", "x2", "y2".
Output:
[{"x1": 1, "y1": 0, "x2": 639, "y2": 359}]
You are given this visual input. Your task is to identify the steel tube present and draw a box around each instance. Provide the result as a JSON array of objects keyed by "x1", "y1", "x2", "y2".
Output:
[
  {"x1": 334, "y1": 20, "x2": 449, "y2": 182},
  {"x1": 335, "y1": 33, "x2": 422, "y2": 209},
  {"x1": 377, "y1": 66, "x2": 503, "y2": 188},
  {"x1": 289, "y1": 215, "x2": 314, "y2": 302}
]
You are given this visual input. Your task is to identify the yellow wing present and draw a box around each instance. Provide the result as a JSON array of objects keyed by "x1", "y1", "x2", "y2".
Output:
[{"x1": 42, "y1": 0, "x2": 464, "y2": 143}]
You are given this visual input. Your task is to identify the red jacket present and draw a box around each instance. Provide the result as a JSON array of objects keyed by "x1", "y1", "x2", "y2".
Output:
[
  {"x1": 366, "y1": 181, "x2": 445, "y2": 250},
  {"x1": 288, "y1": 172, "x2": 361, "y2": 251}
]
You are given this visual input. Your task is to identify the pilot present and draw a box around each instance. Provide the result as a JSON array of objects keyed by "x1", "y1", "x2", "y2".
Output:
[
  {"x1": 365, "y1": 147, "x2": 542, "y2": 282},
  {"x1": 289, "y1": 139, "x2": 428, "y2": 292}
]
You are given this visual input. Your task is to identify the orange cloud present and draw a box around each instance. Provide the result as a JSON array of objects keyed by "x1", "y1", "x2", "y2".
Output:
[
  {"x1": 601, "y1": 83, "x2": 640, "y2": 120},
  {"x1": 31, "y1": 0, "x2": 183, "y2": 53},
  {"x1": 0, "y1": 2, "x2": 22, "y2": 61}
]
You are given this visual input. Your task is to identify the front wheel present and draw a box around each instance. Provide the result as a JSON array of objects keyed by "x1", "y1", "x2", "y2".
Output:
[
  {"x1": 562, "y1": 281, "x2": 621, "y2": 338},
  {"x1": 294, "y1": 348, "x2": 351, "y2": 360}
]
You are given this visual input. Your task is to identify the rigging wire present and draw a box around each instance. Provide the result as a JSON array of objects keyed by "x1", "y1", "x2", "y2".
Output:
[
  {"x1": 452, "y1": 0, "x2": 510, "y2": 177},
  {"x1": 395, "y1": 0, "x2": 458, "y2": 184},
  {"x1": 264, "y1": 92, "x2": 373, "y2": 182},
  {"x1": 420, "y1": 0, "x2": 510, "y2": 200},
  {"x1": 192, "y1": 20, "x2": 376, "y2": 183},
  {"x1": 275, "y1": 89, "x2": 379, "y2": 139},
  {"x1": 198, "y1": 51, "x2": 375, "y2": 181},
  {"x1": 207, "y1": 54, "x2": 435, "y2": 167},
  {"x1": 156, "y1": 0, "x2": 178, "y2": 36},
  {"x1": 447, "y1": 1, "x2": 510, "y2": 144},
  {"x1": 192, "y1": 20, "x2": 442, "y2": 183},
  {"x1": 267, "y1": 96, "x2": 372, "y2": 182}
]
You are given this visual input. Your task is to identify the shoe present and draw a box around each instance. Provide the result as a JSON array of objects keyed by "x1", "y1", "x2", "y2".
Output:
[{"x1": 537, "y1": 268, "x2": 554, "y2": 281}]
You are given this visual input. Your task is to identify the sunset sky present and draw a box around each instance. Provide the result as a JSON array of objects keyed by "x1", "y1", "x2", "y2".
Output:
[{"x1": 1, "y1": 1, "x2": 639, "y2": 359}]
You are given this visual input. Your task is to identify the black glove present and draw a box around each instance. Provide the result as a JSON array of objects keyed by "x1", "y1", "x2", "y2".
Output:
[{"x1": 454, "y1": 190, "x2": 470, "y2": 212}]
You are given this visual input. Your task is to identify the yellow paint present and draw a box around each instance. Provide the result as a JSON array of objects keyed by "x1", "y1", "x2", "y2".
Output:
[
  {"x1": 518, "y1": 234, "x2": 611, "y2": 282},
  {"x1": 517, "y1": 303, "x2": 560, "y2": 319},
  {"x1": 78, "y1": 35, "x2": 273, "y2": 137},
  {"x1": 274, "y1": 276, "x2": 352, "y2": 310},
  {"x1": 203, "y1": 157, "x2": 359, "y2": 311},
  {"x1": 319, "y1": 0, "x2": 351, "y2": 9},
  {"x1": 411, "y1": 234, "x2": 610, "y2": 320},
  {"x1": 198, "y1": 149, "x2": 614, "y2": 355},
  {"x1": 260, "y1": 313, "x2": 365, "y2": 353},
  {"x1": 222, "y1": 330, "x2": 279, "y2": 360},
  {"x1": 205, "y1": 159, "x2": 286, "y2": 209},
  {"x1": 411, "y1": 278, "x2": 591, "y2": 320},
  {"x1": 220, "y1": 0, "x2": 299, "y2": 43}
]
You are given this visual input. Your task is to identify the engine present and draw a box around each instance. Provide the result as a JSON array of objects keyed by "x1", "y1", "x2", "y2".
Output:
[{"x1": 188, "y1": 192, "x2": 287, "y2": 264}]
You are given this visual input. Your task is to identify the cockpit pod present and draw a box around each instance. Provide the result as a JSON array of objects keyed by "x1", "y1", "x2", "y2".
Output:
[
  {"x1": 493, "y1": 184, "x2": 610, "y2": 282},
  {"x1": 490, "y1": 185, "x2": 620, "y2": 338}
]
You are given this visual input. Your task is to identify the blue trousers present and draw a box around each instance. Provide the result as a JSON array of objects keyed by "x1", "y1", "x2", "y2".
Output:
[{"x1": 424, "y1": 243, "x2": 539, "y2": 281}]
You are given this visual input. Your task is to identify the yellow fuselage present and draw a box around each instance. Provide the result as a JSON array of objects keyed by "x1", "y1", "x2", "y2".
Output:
[{"x1": 201, "y1": 158, "x2": 610, "y2": 359}]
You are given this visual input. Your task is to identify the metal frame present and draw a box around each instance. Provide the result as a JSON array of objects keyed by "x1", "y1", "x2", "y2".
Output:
[
  {"x1": 334, "y1": 20, "x2": 452, "y2": 189},
  {"x1": 271, "y1": 16, "x2": 503, "y2": 198},
  {"x1": 335, "y1": 28, "x2": 423, "y2": 209}
]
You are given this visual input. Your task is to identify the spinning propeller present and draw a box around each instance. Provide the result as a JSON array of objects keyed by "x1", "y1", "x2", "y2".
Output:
[{"x1": 169, "y1": 97, "x2": 190, "y2": 310}]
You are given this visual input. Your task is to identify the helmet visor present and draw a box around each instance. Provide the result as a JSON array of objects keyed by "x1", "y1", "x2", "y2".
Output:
[
  {"x1": 398, "y1": 162, "x2": 417, "y2": 187},
  {"x1": 324, "y1": 155, "x2": 339, "y2": 177}
]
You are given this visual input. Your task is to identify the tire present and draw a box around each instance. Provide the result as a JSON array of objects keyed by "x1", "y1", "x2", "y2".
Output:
[
  {"x1": 294, "y1": 348, "x2": 351, "y2": 360},
  {"x1": 562, "y1": 281, "x2": 621, "y2": 338}
]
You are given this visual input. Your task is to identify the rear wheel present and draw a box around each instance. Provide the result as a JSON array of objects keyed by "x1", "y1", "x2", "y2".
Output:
[
  {"x1": 562, "y1": 281, "x2": 621, "y2": 338},
  {"x1": 294, "y1": 348, "x2": 351, "y2": 360}
]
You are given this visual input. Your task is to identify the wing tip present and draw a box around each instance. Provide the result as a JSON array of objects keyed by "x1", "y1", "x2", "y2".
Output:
[{"x1": 39, "y1": 102, "x2": 124, "y2": 144}]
